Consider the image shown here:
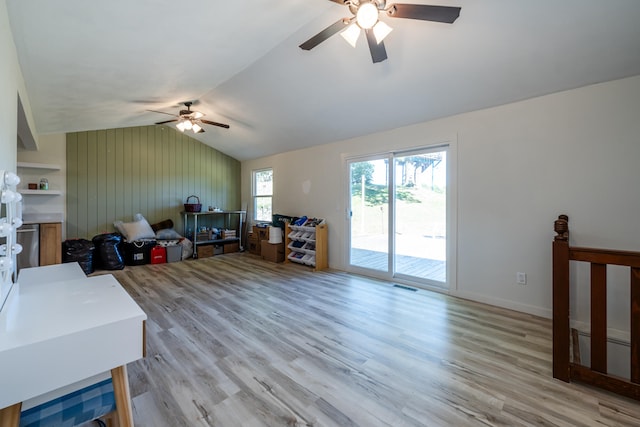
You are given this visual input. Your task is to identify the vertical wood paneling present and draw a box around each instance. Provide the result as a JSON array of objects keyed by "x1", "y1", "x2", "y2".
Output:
[
  {"x1": 231, "y1": 158, "x2": 240, "y2": 210},
  {"x1": 131, "y1": 127, "x2": 141, "y2": 215},
  {"x1": 190, "y1": 138, "x2": 197, "y2": 196},
  {"x1": 96, "y1": 130, "x2": 107, "y2": 235},
  {"x1": 161, "y1": 128, "x2": 170, "y2": 222},
  {"x1": 174, "y1": 132, "x2": 183, "y2": 223},
  {"x1": 123, "y1": 128, "x2": 133, "y2": 219},
  {"x1": 115, "y1": 128, "x2": 125, "y2": 226},
  {"x1": 154, "y1": 128, "x2": 161, "y2": 220},
  {"x1": 106, "y1": 129, "x2": 116, "y2": 233},
  {"x1": 203, "y1": 147, "x2": 209, "y2": 210},
  {"x1": 86, "y1": 131, "x2": 98, "y2": 234},
  {"x1": 215, "y1": 150, "x2": 222, "y2": 208},
  {"x1": 66, "y1": 134, "x2": 78, "y2": 238},
  {"x1": 194, "y1": 139, "x2": 202, "y2": 202},
  {"x1": 183, "y1": 136, "x2": 190, "y2": 197},
  {"x1": 76, "y1": 133, "x2": 88, "y2": 237},
  {"x1": 66, "y1": 125, "x2": 240, "y2": 239},
  {"x1": 139, "y1": 127, "x2": 148, "y2": 216},
  {"x1": 215, "y1": 149, "x2": 219, "y2": 208},
  {"x1": 167, "y1": 129, "x2": 175, "y2": 221}
]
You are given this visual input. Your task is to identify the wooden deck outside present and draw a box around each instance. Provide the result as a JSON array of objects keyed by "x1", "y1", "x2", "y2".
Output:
[{"x1": 350, "y1": 248, "x2": 446, "y2": 282}]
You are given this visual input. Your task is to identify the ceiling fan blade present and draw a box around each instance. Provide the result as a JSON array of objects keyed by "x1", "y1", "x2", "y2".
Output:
[
  {"x1": 299, "y1": 19, "x2": 349, "y2": 51},
  {"x1": 365, "y1": 29, "x2": 388, "y2": 63},
  {"x1": 147, "y1": 109, "x2": 177, "y2": 117},
  {"x1": 201, "y1": 119, "x2": 230, "y2": 129},
  {"x1": 386, "y1": 4, "x2": 461, "y2": 23},
  {"x1": 155, "y1": 119, "x2": 178, "y2": 125},
  {"x1": 328, "y1": 0, "x2": 347, "y2": 3}
]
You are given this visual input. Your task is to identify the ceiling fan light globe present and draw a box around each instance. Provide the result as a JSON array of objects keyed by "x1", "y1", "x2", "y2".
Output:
[
  {"x1": 340, "y1": 24, "x2": 361, "y2": 48},
  {"x1": 183, "y1": 120, "x2": 193, "y2": 130},
  {"x1": 176, "y1": 121, "x2": 187, "y2": 132},
  {"x1": 356, "y1": 2, "x2": 379, "y2": 29},
  {"x1": 191, "y1": 123, "x2": 202, "y2": 133},
  {"x1": 193, "y1": 111, "x2": 204, "y2": 119},
  {"x1": 373, "y1": 20, "x2": 392, "y2": 44}
]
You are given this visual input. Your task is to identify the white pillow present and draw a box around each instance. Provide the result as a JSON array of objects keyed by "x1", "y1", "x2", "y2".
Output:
[{"x1": 114, "y1": 214, "x2": 156, "y2": 241}]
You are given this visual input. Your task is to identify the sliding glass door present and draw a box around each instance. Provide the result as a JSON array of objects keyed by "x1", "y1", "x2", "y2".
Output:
[
  {"x1": 349, "y1": 158, "x2": 389, "y2": 273},
  {"x1": 348, "y1": 146, "x2": 449, "y2": 287},
  {"x1": 393, "y1": 150, "x2": 447, "y2": 283}
]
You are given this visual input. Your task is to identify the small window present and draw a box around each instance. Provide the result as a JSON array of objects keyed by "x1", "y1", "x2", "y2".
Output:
[{"x1": 253, "y1": 168, "x2": 273, "y2": 222}]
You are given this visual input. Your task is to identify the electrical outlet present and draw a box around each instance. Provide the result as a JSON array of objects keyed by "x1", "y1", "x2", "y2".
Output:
[{"x1": 517, "y1": 272, "x2": 527, "y2": 285}]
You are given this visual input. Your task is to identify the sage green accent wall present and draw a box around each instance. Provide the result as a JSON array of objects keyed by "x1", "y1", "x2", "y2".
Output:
[{"x1": 67, "y1": 125, "x2": 240, "y2": 239}]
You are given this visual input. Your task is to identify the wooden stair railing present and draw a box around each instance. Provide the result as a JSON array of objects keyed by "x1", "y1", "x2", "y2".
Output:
[{"x1": 553, "y1": 214, "x2": 640, "y2": 400}]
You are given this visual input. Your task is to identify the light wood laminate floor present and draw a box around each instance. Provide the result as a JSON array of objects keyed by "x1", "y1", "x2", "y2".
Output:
[{"x1": 108, "y1": 254, "x2": 640, "y2": 426}]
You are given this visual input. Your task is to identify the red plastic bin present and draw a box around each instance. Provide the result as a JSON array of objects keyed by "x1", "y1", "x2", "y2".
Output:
[{"x1": 150, "y1": 246, "x2": 167, "y2": 264}]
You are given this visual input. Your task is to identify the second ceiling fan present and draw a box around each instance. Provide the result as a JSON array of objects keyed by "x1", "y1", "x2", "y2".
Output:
[{"x1": 300, "y1": 0, "x2": 461, "y2": 63}]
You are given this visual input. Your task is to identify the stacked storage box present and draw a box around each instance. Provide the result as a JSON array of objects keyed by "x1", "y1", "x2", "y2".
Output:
[
  {"x1": 248, "y1": 226, "x2": 269, "y2": 255},
  {"x1": 261, "y1": 240, "x2": 284, "y2": 262}
]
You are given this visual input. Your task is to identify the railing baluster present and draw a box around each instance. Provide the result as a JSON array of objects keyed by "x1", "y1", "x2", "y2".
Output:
[
  {"x1": 591, "y1": 263, "x2": 607, "y2": 373},
  {"x1": 632, "y1": 267, "x2": 640, "y2": 383}
]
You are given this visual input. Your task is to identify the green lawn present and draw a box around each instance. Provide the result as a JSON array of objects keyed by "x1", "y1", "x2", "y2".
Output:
[{"x1": 351, "y1": 184, "x2": 446, "y2": 237}]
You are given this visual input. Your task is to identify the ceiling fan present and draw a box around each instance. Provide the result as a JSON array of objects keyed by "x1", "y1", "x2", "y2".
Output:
[
  {"x1": 150, "y1": 102, "x2": 230, "y2": 133},
  {"x1": 300, "y1": 0, "x2": 461, "y2": 63}
]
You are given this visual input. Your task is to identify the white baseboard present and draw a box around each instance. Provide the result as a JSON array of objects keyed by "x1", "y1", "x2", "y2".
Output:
[{"x1": 450, "y1": 289, "x2": 552, "y2": 319}]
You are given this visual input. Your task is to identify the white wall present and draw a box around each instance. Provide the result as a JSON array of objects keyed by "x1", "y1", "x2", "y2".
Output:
[
  {"x1": 0, "y1": 0, "x2": 37, "y2": 172},
  {"x1": 241, "y1": 75, "x2": 640, "y2": 321}
]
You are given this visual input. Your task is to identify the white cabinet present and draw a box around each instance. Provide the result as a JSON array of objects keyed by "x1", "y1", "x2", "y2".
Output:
[{"x1": 285, "y1": 218, "x2": 328, "y2": 271}]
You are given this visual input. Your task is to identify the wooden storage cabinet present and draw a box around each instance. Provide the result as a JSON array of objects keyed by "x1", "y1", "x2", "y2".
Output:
[
  {"x1": 285, "y1": 219, "x2": 327, "y2": 271},
  {"x1": 40, "y1": 222, "x2": 62, "y2": 266}
]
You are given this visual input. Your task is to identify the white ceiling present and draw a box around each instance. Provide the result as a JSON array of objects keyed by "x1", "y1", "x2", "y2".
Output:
[{"x1": 7, "y1": 0, "x2": 640, "y2": 161}]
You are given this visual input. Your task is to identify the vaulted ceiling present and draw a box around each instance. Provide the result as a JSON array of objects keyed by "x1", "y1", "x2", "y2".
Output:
[{"x1": 7, "y1": 0, "x2": 640, "y2": 161}]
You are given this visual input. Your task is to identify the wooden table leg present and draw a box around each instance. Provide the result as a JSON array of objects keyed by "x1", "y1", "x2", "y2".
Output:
[
  {"x1": 0, "y1": 402, "x2": 22, "y2": 427},
  {"x1": 111, "y1": 365, "x2": 134, "y2": 427}
]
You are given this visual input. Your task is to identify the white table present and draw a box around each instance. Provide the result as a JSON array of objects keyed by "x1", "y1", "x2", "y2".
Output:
[{"x1": 0, "y1": 264, "x2": 146, "y2": 426}]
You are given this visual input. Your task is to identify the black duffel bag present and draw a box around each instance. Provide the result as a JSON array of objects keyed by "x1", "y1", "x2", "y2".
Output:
[
  {"x1": 92, "y1": 233, "x2": 125, "y2": 270},
  {"x1": 62, "y1": 239, "x2": 95, "y2": 275}
]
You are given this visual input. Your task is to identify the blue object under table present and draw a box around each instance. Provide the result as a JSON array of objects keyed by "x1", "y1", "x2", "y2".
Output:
[{"x1": 20, "y1": 379, "x2": 115, "y2": 427}]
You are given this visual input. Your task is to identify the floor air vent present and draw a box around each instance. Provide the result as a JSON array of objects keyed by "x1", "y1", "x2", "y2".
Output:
[{"x1": 393, "y1": 284, "x2": 418, "y2": 292}]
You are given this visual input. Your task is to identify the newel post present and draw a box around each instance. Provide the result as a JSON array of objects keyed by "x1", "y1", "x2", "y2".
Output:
[{"x1": 553, "y1": 214, "x2": 571, "y2": 381}]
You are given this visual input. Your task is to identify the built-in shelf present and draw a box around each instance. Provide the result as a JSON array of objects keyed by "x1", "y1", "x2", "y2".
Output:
[
  {"x1": 20, "y1": 189, "x2": 62, "y2": 195},
  {"x1": 17, "y1": 162, "x2": 61, "y2": 170}
]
